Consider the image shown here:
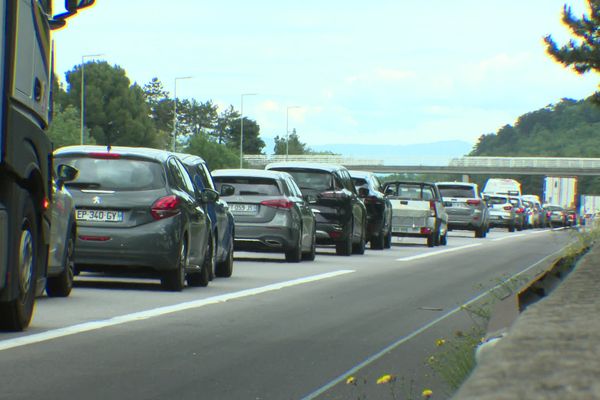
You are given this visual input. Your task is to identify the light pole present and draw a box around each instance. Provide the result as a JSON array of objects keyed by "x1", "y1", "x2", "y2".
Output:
[
  {"x1": 240, "y1": 93, "x2": 257, "y2": 168},
  {"x1": 286, "y1": 106, "x2": 301, "y2": 159},
  {"x1": 80, "y1": 53, "x2": 104, "y2": 145},
  {"x1": 172, "y1": 76, "x2": 192, "y2": 151}
]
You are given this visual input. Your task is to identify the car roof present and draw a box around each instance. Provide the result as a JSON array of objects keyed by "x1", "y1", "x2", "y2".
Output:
[
  {"x1": 266, "y1": 162, "x2": 343, "y2": 173},
  {"x1": 170, "y1": 151, "x2": 207, "y2": 165},
  {"x1": 348, "y1": 170, "x2": 373, "y2": 179},
  {"x1": 384, "y1": 180, "x2": 436, "y2": 186},
  {"x1": 436, "y1": 181, "x2": 476, "y2": 187},
  {"x1": 212, "y1": 168, "x2": 292, "y2": 180},
  {"x1": 54, "y1": 145, "x2": 171, "y2": 162}
]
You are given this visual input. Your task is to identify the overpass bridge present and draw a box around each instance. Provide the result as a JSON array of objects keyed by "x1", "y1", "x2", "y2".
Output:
[{"x1": 243, "y1": 155, "x2": 600, "y2": 176}]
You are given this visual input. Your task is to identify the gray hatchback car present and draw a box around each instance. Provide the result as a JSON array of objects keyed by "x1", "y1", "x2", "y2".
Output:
[
  {"x1": 54, "y1": 146, "x2": 215, "y2": 291},
  {"x1": 212, "y1": 169, "x2": 316, "y2": 262}
]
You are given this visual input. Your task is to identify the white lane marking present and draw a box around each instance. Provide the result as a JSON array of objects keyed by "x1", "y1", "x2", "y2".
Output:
[
  {"x1": 0, "y1": 270, "x2": 354, "y2": 352},
  {"x1": 396, "y1": 243, "x2": 482, "y2": 261},
  {"x1": 492, "y1": 233, "x2": 526, "y2": 242},
  {"x1": 301, "y1": 247, "x2": 568, "y2": 400}
]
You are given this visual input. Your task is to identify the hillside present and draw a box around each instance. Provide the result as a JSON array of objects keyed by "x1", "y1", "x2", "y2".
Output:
[{"x1": 469, "y1": 96, "x2": 600, "y2": 197}]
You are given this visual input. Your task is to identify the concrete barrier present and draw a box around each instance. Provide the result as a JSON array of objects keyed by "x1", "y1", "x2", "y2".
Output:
[{"x1": 453, "y1": 243, "x2": 600, "y2": 399}]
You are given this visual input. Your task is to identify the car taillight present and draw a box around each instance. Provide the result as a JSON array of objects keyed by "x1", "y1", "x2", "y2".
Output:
[
  {"x1": 429, "y1": 200, "x2": 436, "y2": 217},
  {"x1": 89, "y1": 152, "x2": 121, "y2": 159},
  {"x1": 467, "y1": 199, "x2": 481, "y2": 206},
  {"x1": 260, "y1": 199, "x2": 294, "y2": 209},
  {"x1": 516, "y1": 207, "x2": 525, "y2": 214},
  {"x1": 546, "y1": 211, "x2": 552, "y2": 217},
  {"x1": 503, "y1": 205, "x2": 513, "y2": 211},
  {"x1": 151, "y1": 195, "x2": 181, "y2": 220}
]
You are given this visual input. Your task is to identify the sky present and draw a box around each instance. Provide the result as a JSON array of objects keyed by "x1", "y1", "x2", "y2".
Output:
[{"x1": 53, "y1": 0, "x2": 599, "y2": 149}]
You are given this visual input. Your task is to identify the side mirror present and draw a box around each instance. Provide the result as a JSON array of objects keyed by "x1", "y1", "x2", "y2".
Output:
[
  {"x1": 65, "y1": 0, "x2": 95, "y2": 12},
  {"x1": 358, "y1": 187, "x2": 369, "y2": 198},
  {"x1": 220, "y1": 184, "x2": 235, "y2": 197},
  {"x1": 200, "y1": 189, "x2": 219, "y2": 203},
  {"x1": 384, "y1": 188, "x2": 394, "y2": 196},
  {"x1": 56, "y1": 164, "x2": 79, "y2": 188},
  {"x1": 304, "y1": 194, "x2": 317, "y2": 204}
]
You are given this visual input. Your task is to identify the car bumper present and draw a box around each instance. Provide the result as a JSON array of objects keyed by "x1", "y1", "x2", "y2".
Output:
[
  {"x1": 74, "y1": 217, "x2": 183, "y2": 272},
  {"x1": 234, "y1": 223, "x2": 298, "y2": 252}
]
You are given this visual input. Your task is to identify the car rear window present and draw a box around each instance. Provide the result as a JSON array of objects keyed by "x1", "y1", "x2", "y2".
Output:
[
  {"x1": 438, "y1": 185, "x2": 475, "y2": 198},
  {"x1": 213, "y1": 177, "x2": 281, "y2": 196},
  {"x1": 385, "y1": 183, "x2": 435, "y2": 200},
  {"x1": 273, "y1": 169, "x2": 333, "y2": 192},
  {"x1": 352, "y1": 177, "x2": 368, "y2": 188},
  {"x1": 487, "y1": 196, "x2": 508, "y2": 205},
  {"x1": 57, "y1": 156, "x2": 165, "y2": 191}
]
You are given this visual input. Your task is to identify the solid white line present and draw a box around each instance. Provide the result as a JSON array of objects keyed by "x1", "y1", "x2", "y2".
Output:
[
  {"x1": 396, "y1": 243, "x2": 482, "y2": 261},
  {"x1": 300, "y1": 247, "x2": 568, "y2": 400},
  {"x1": 0, "y1": 270, "x2": 355, "y2": 352},
  {"x1": 492, "y1": 233, "x2": 526, "y2": 242}
]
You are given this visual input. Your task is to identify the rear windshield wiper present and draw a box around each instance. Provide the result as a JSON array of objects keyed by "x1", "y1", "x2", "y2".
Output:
[{"x1": 65, "y1": 181, "x2": 102, "y2": 189}]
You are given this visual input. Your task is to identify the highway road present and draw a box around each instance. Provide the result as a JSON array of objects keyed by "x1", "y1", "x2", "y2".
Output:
[{"x1": 0, "y1": 228, "x2": 575, "y2": 400}]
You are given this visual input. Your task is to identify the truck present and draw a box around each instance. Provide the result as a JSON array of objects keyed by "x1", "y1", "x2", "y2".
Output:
[
  {"x1": 482, "y1": 178, "x2": 522, "y2": 197},
  {"x1": 544, "y1": 177, "x2": 577, "y2": 210},
  {"x1": 0, "y1": 0, "x2": 94, "y2": 331}
]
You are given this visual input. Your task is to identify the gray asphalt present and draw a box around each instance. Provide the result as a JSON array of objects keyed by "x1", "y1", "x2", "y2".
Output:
[{"x1": 0, "y1": 228, "x2": 574, "y2": 400}]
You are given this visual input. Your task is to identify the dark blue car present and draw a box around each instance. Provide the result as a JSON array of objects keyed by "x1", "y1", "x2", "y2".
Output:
[{"x1": 175, "y1": 153, "x2": 235, "y2": 278}]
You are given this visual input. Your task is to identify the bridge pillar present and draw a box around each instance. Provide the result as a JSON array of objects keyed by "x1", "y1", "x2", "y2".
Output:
[{"x1": 462, "y1": 174, "x2": 470, "y2": 183}]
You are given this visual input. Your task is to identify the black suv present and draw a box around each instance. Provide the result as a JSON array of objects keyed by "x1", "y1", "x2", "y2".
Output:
[{"x1": 266, "y1": 162, "x2": 367, "y2": 256}]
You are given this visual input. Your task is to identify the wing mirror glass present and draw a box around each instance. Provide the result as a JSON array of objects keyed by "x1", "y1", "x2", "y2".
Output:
[
  {"x1": 220, "y1": 184, "x2": 235, "y2": 197},
  {"x1": 56, "y1": 164, "x2": 79, "y2": 188},
  {"x1": 200, "y1": 189, "x2": 219, "y2": 203}
]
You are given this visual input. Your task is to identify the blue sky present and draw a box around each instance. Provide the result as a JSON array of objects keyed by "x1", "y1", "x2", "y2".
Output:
[{"x1": 53, "y1": 1, "x2": 598, "y2": 148}]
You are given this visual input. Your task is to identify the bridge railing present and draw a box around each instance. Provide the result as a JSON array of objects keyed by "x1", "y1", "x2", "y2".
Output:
[
  {"x1": 450, "y1": 156, "x2": 600, "y2": 169},
  {"x1": 243, "y1": 154, "x2": 384, "y2": 168}
]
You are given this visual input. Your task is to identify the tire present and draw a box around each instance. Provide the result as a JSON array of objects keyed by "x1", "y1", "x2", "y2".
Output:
[
  {"x1": 352, "y1": 218, "x2": 366, "y2": 255},
  {"x1": 215, "y1": 237, "x2": 234, "y2": 278},
  {"x1": 46, "y1": 224, "x2": 75, "y2": 297},
  {"x1": 508, "y1": 225, "x2": 515, "y2": 233},
  {"x1": 426, "y1": 234, "x2": 434, "y2": 247},
  {"x1": 335, "y1": 232, "x2": 352, "y2": 256},
  {"x1": 370, "y1": 229, "x2": 385, "y2": 250},
  {"x1": 440, "y1": 233, "x2": 448, "y2": 246},
  {"x1": 384, "y1": 230, "x2": 392, "y2": 249},
  {"x1": 189, "y1": 234, "x2": 214, "y2": 287},
  {"x1": 161, "y1": 238, "x2": 187, "y2": 292},
  {"x1": 285, "y1": 232, "x2": 302, "y2": 263},
  {"x1": 0, "y1": 195, "x2": 38, "y2": 331},
  {"x1": 302, "y1": 229, "x2": 316, "y2": 261},
  {"x1": 475, "y1": 226, "x2": 486, "y2": 238}
]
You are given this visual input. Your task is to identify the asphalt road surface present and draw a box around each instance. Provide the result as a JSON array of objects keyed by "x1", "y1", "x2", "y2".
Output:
[{"x1": 0, "y1": 228, "x2": 575, "y2": 400}]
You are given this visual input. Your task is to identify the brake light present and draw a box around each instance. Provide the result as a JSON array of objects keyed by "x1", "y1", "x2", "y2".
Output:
[
  {"x1": 89, "y1": 152, "x2": 121, "y2": 159},
  {"x1": 429, "y1": 200, "x2": 436, "y2": 217},
  {"x1": 503, "y1": 205, "x2": 513, "y2": 211},
  {"x1": 516, "y1": 207, "x2": 525, "y2": 214},
  {"x1": 260, "y1": 199, "x2": 294, "y2": 209},
  {"x1": 79, "y1": 235, "x2": 111, "y2": 241},
  {"x1": 466, "y1": 199, "x2": 481, "y2": 206},
  {"x1": 546, "y1": 211, "x2": 552, "y2": 218},
  {"x1": 420, "y1": 227, "x2": 432, "y2": 234},
  {"x1": 43, "y1": 197, "x2": 50, "y2": 210},
  {"x1": 151, "y1": 195, "x2": 181, "y2": 220}
]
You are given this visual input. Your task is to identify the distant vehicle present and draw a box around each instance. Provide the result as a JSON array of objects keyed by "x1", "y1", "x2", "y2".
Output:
[
  {"x1": 485, "y1": 194, "x2": 517, "y2": 232},
  {"x1": 507, "y1": 196, "x2": 526, "y2": 231},
  {"x1": 265, "y1": 162, "x2": 367, "y2": 256},
  {"x1": 349, "y1": 170, "x2": 392, "y2": 249},
  {"x1": 544, "y1": 177, "x2": 577, "y2": 210},
  {"x1": 543, "y1": 204, "x2": 567, "y2": 228},
  {"x1": 566, "y1": 209, "x2": 578, "y2": 227},
  {"x1": 383, "y1": 181, "x2": 448, "y2": 247},
  {"x1": 54, "y1": 146, "x2": 215, "y2": 291},
  {"x1": 45, "y1": 164, "x2": 79, "y2": 297},
  {"x1": 522, "y1": 195, "x2": 546, "y2": 228},
  {"x1": 483, "y1": 178, "x2": 522, "y2": 197},
  {"x1": 175, "y1": 153, "x2": 235, "y2": 278},
  {"x1": 436, "y1": 182, "x2": 489, "y2": 238},
  {"x1": 212, "y1": 169, "x2": 316, "y2": 262}
]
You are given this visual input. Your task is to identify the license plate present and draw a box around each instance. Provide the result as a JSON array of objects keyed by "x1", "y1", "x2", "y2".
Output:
[
  {"x1": 229, "y1": 204, "x2": 258, "y2": 215},
  {"x1": 392, "y1": 226, "x2": 415, "y2": 233},
  {"x1": 76, "y1": 209, "x2": 123, "y2": 222}
]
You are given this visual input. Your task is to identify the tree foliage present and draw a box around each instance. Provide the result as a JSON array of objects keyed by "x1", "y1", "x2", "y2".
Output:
[
  {"x1": 545, "y1": 1, "x2": 600, "y2": 100},
  {"x1": 184, "y1": 133, "x2": 239, "y2": 170},
  {"x1": 48, "y1": 105, "x2": 95, "y2": 149},
  {"x1": 273, "y1": 129, "x2": 312, "y2": 155}
]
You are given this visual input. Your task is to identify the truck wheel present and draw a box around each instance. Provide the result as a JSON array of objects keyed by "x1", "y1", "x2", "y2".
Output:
[
  {"x1": 0, "y1": 196, "x2": 38, "y2": 331},
  {"x1": 46, "y1": 224, "x2": 75, "y2": 297}
]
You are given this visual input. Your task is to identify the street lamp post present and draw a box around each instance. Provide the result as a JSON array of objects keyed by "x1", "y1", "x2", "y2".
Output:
[
  {"x1": 286, "y1": 106, "x2": 301, "y2": 159},
  {"x1": 172, "y1": 76, "x2": 192, "y2": 151},
  {"x1": 240, "y1": 93, "x2": 257, "y2": 168},
  {"x1": 80, "y1": 53, "x2": 104, "y2": 145}
]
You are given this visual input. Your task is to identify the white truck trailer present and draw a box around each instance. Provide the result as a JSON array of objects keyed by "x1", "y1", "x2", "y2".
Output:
[{"x1": 543, "y1": 177, "x2": 577, "y2": 209}]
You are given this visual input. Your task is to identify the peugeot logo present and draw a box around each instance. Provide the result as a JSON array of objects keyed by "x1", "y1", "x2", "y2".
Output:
[{"x1": 92, "y1": 196, "x2": 102, "y2": 205}]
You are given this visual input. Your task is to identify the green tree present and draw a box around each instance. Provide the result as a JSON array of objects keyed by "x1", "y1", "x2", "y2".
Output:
[
  {"x1": 545, "y1": 1, "x2": 600, "y2": 100},
  {"x1": 225, "y1": 117, "x2": 265, "y2": 154},
  {"x1": 63, "y1": 61, "x2": 160, "y2": 147},
  {"x1": 273, "y1": 129, "x2": 311, "y2": 155},
  {"x1": 48, "y1": 105, "x2": 95, "y2": 149},
  {"x1": 185, "y1": 133, "x2": 239, "y2": 170},
  {"x1": 215, "y1": 106, "x2": 240, "y2": 145}
]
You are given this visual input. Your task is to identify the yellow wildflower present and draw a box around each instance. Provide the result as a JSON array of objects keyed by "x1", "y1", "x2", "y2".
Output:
[
  {"x1": 435, "y1": 338, "x2": 446, "y2": 347},
  {"x1": 346, "y1": 376, "x2": 356, "y2": 385},
  {"x1": 376, "y1": 374, "x2": 394, "y2": 384},
  {"x1": 422, "y1": 388, "x2": 433, "y2": 398}
]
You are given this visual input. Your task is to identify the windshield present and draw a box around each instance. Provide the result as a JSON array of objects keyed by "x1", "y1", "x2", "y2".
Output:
[
  {"x1": 438, "y1": 185, "x2": 475, "y2": 198},
  {"x1": 274, "y1": 169, "x2": 333, "y2": 192},
  {"x1": 213, "y1": 176, "x2": 281, "y2": 196}
]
